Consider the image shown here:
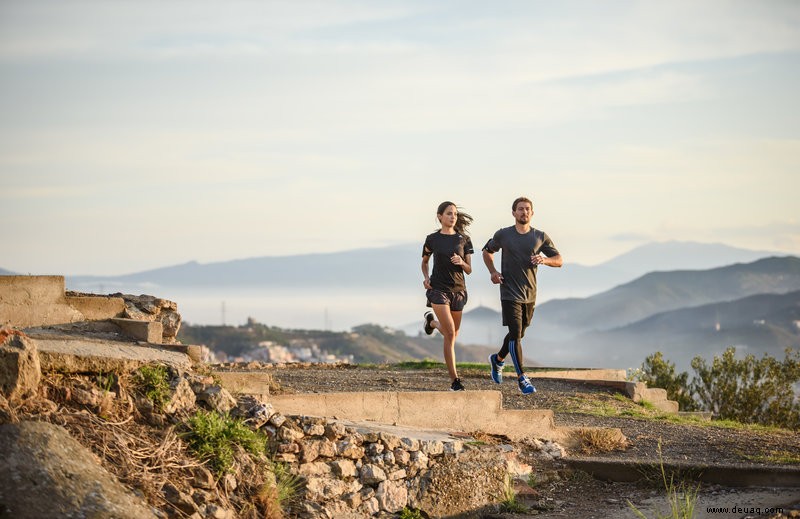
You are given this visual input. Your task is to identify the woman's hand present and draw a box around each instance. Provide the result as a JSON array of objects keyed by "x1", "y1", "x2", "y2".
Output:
[
  {"x1": 423, "y1": 278, "x2": 432, "y2": 289},
  {"x1": 450, "y1": 254, "x2": 464, "y2": 266}
]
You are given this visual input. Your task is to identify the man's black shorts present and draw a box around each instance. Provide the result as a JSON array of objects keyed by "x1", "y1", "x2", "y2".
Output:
[
  {"x1": 426, "y1": 289, "x2": 468, "y2": 312},
  {"x1": 501, "y1": 300, "x2": 535, "y2": 329}
]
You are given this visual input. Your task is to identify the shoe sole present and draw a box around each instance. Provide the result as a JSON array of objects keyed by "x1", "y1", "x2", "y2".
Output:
[{"x1": 424, "y1": 312, "x2": 435, "y2": 335}]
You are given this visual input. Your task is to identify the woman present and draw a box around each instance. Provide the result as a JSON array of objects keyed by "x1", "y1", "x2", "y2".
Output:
[{"x1": 421, "y1": 201, "x2": 474, "y2": 391}]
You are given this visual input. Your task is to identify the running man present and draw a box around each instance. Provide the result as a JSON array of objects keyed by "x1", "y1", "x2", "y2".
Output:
[{"x1": 483, "y1": 196, "x2": 562, "y2": 394}]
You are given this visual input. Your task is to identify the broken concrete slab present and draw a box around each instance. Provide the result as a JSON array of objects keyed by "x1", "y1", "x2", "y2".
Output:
[
  {"x1": 30, "y1": 335, "x2": 191, "y2": 373},
  {"x1": 111, "y1": 318, "x2": 163, "y2": 344}
]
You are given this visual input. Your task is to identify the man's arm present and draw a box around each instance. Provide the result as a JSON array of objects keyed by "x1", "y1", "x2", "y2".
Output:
[{"x1": 482, "y1": 249, "x2": 503, "y2": 284}]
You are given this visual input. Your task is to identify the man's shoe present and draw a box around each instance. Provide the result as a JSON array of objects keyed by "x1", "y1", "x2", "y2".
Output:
[
  {"x1": 450, "y1": 378, "x2": 465, "y2": 391},
  {"x1": 489, "y1": 354, "x2": 505, "y2": 384},
  {"x1": 424, "y1": 312, "x2": 435, "y2": 335},
  {"x1": 518, "y1": 375, "x2": 536, "y2": 395}
]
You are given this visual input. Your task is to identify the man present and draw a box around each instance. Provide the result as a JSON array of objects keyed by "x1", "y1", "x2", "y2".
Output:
[{"x1": 482, "y1": 196, "x2": 563, "y2": 394}]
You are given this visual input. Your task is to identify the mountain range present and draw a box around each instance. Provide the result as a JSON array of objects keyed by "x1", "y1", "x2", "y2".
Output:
[{"x1": 5, "y1": 239, "x2": 781, "y2": 300}]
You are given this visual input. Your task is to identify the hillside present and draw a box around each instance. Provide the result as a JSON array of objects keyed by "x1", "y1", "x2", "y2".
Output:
[
  {"x1": 536, "y1": 256, "x2": 800, "y2": 333},
  {"x1": 537, "y1": 290, "x2": 800, "y2": 372},
  {"x1": 178, "y1": 320, "x2": 496, "y2": 364}
]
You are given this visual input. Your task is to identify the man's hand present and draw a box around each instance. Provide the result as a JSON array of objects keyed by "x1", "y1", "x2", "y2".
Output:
[{"x1": 490, "y1": 271, "x2": 504, "y2": 284}]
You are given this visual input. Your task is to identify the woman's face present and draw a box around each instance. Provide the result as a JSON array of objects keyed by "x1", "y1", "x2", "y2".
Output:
[{"x1": 438, "y1": 204, "x2": 458, "y2": 229}]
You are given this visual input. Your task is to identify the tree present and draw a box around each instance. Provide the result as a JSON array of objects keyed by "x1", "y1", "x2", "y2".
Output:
[
  {"x1": 633, "y1": 352, "x2": 698, "y2": 411},
  {"x1": 690, "y1": 347, "x2": 800, "y2": 428}
]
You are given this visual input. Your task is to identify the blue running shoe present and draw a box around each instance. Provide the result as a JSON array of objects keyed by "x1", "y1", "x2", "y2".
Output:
[
  {"x1": 489, "y1": 354, "x2": 505, "y2": 384},
  {"x1": 518, "y1": 375, "x2": 536, "y2": 394}
]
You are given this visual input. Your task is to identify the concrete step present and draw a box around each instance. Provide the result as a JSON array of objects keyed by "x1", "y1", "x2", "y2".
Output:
[
  {"x1": 267, "y1": 390, "x2": 620, "y2": 447},
  {"x1": 574, "y1": 379, "x2": 680, "y2": 414}
]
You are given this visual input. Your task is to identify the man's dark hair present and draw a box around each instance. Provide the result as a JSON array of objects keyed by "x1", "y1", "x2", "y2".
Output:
[{"x1": 512, "y1": 197, "x2": 533, "y2": 211}]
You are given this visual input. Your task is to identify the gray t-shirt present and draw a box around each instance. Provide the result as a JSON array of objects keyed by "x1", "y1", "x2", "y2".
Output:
[{"x1": 483, "y1": 226, "x2": 559, "y2": 303}]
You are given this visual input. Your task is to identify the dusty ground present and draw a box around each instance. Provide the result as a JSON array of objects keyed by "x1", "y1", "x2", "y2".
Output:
[{"x1": 266, "y1": 363, "x2": 800, "y2": 519}]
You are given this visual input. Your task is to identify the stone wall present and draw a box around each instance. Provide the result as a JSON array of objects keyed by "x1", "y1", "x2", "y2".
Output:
[{"x1": 235, "y1": 395, "x2": 544, "y2": 518}]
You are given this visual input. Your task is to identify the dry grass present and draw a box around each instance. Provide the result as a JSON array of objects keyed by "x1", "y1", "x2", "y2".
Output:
[{"x1": 571, "y1": 427, "x2": 629, "y2": 455}]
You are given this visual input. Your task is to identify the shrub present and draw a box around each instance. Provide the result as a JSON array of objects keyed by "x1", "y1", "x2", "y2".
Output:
[
  {"x1": 691, "y1": 347, "x2": 800, "y2": 428},
  {"x1": 134, "y1": 364, "x2": 171, "y2": 412},
  {"x1": 184, "y1": 409, "x2": 266, "y2": 474}
]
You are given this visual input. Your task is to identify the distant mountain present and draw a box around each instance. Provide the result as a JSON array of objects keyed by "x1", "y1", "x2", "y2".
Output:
[
  {"x1": 536, "y1": 240, "x2": 781, "y2": 300},
  {"x1": 538, "y1": 290, "x2": 800, "y2": 373},
  {"x1": 61, "y1": 240, "x2": 781, "y2": 300},
  {"x1": 536, "y1": 256, "x2": 800, "y2": 334},
  {"x1": 66, "y1": 244, "x2": 421, "y2": 290},
  {"x1": 0, "y1": 268, "x2": 14, "y2": 276}
]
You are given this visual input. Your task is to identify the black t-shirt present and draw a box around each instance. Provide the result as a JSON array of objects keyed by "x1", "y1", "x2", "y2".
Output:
[
  {"x1": 483, "y1": 226, "x2": 559, "y2": 303},
  {"x1": 422, "y1": 231, "x2": 474, "y2": 292}
]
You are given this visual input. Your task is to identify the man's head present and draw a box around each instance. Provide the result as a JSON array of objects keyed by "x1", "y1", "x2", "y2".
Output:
[{"x1": 512, "y1": 196, "x2": 533, "y2": 225}]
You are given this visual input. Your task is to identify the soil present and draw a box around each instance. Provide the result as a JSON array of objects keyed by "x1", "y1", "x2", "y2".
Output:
[{"x1": 265, "y1": 363, "x2": 800, "y2": 519}]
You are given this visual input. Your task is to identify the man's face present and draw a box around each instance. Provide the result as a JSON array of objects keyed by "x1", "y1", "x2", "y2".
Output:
[{"x1": 513, "y1": 202, "x2": 533, "y2": 224}]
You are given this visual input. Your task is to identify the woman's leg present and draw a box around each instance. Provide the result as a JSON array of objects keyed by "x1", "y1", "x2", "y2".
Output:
[{"x1": 431, "y1": 303, "x2": 458, "y2": 381}]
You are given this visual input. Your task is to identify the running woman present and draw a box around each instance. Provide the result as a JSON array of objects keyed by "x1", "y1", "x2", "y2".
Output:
[{"x1": 421, "y1": 201, "x2": 474, "y2": 391}]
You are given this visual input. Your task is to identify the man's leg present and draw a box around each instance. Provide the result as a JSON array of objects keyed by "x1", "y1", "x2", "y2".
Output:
[{"x1": 499, "y1": 300, "x2": 525, "y2": 376}]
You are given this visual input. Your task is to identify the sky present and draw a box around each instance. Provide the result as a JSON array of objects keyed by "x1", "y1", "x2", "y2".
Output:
[{"x1": 2, "y1": 0, "x2": 799, "y2": 277}]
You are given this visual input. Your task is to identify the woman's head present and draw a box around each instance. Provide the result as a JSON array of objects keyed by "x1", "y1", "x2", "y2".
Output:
[{"x1": 436, "y1": 201, "x2": 473, "y2": 236}]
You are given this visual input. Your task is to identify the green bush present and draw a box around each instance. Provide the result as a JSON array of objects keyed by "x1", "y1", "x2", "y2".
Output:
[
  {"x1": 134, "y1": 364, "x2": 171, "y2": 412},
  {"x1": 636, "y1": 348, "x2": 800, "y2": 429},
  {"x1": 691, "y1": 347, "x2": 800, "y2": 428},
  {"x1": 184, "y1": 409, "x2": 266, "y2": 474}
]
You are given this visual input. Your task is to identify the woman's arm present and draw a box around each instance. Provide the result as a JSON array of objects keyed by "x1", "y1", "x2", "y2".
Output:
[{"x1": 421, "y1": 255, "x2": 432, "y2": 289}]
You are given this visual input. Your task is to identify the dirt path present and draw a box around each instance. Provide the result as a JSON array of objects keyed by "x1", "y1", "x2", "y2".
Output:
[{"x1": 265, "y1": 363, "x2": 800, "y2": 518}]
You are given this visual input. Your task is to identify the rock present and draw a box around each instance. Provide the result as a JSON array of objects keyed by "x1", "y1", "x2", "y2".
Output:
[
  {"x1": 324, "y1": 421, "x2": 347, "y2": 440},
  {"x1": 195, "y1": 386, "x2": 236, "y2": 413},
  {"x1": 337, "y1": 439, "x2": 366, "y2": 460},
  {"x1": 412, "y1": 447, "x2": 507, "y2": 518},
  {"x1": 360, "y1": 497, "x2": 380, "y2": 516},
  {"x1": 330, "y1": 459, "x2": 358, "y2": 478},
  {"x1": 201, "y1": 504, "x2": 236, "y2": 519},
  {"x1": 297, "y1": 461, "x2": 332, "y2": 477},
  {"x1": 393, "y1": 448, "x2": 411, "y2": 465},
  {"x1": 163, "y1": 483, "x2": 199, "y2": 515},
  {"x1": 301, "y1": 438, "x2": 337, "y2": 463},
  {"x1": 190, "y1": 466, "x2": 215, "y2": 490},
  {"x1": 0, "y1": 421, "x2": 157, "y2": 518},
  {"x1": 163, "y1": 377, "x2": 196, "y2": 415},
  {"x1": 115, "y1": 294, "x2": 182, "y2": 342},
  {"x1": 379, "y1": 432, "x2": 402, "y2": 450},
  {"x1": 359, "y1": 463, "x2": 387, "y2": 485},
  {"x1": 269, "y1": 412, "x2": 287, "y2": 428},
  {"x1": 376, "y1": 479, "x2": 408, "y2": 512},
  {"x1": 0, "y1": 329, "x2": 41, "y2": 400},
  {"x1": 305, "y1": 476, "x2": 352, "y2": 502},
  {"x1": 420, "y1": 439, "x2": 445, "y2": 456},
  {"x1": 399, "y1": 437, "x2": 420, "y2": 452}
]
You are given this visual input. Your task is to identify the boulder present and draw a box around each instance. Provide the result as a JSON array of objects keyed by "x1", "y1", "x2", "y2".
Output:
[
  {"x1": 0, "y1": 421, "x2": 157, "y2": 518},
  {"x1": 0, "y1": 329, "x2": 41, "y2": 400}
]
